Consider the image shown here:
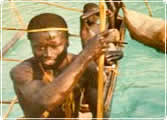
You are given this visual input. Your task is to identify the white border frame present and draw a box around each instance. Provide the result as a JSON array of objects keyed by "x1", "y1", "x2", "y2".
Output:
[{"x1": 0, "y1": 0, "x2": 166, "y2": 119}]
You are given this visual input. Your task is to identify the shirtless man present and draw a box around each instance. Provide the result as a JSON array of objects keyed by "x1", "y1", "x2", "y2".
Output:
[
  {"x1": 10, "y1": 13, "x2": 121, "y2": 119},
  {"x1": 80, "y1": 3, "x2": 126, "y2": 114},
  {"x1": 80, "y1": 3, "x2": 124, "y2": 65}
]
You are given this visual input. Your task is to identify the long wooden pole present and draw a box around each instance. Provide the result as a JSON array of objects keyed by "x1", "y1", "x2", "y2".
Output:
[
  {"x1": 9, "y1": 0, "x2": 25, "y2": 27},
  {"x1": 1, "y1": 58, "x2": 23, "y2": 62},
  {"x1": 1, "y1": 100, "x2": 18, "y2": 104},
  {"x1": 2, "y1": 31, "x2": 25, "y2": 56},
  {"x1": 3, "y1": 96, "x2": 18, "y2": 120},
  {"x1": 2, "y1": 27, "x2": 68, "y2": 32},
  {"x1": 2, "y1": 1, "x2": 24, "y2": 119},
  {"x1": 104, "y1": 65, "x2": 118, "y2": 111},
  {"x1": 1, "y1": 0, "x2": 26, "y2": 57},
  {"x1": 97, "y1": 0, "x2": 106, "y2": 118},
  {"x1": 26, "y1": 0, "x2": 82, "y2": 13},
  {"x1": 144, "y1": 0, "x2": 152, "y2": 17}
]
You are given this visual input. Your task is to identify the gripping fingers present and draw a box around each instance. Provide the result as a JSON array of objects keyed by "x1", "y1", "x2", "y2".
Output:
[
  {"x1": 106, "y1": 55, "x2": 122, "y2": 61},
  {"x1": 105, "y1": 51, "x2": 123, "y2": 61}
]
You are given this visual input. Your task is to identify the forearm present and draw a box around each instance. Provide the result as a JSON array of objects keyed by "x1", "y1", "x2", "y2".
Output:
[
  {"x1": 120, "y1": 22, "x2": 126, "y2": 42},
  {"x1": 36, "y1": 49, "x2": 93, "y2": 109},
  {"x1": 108, "y1": 13, "x2": 115, "y2": 28},
  {"x1": 80, "y1": 18, "x2": 89, "y2": 46},
  {"x1": 105, "y1": 0, "x2": 115, "y2": 12}
]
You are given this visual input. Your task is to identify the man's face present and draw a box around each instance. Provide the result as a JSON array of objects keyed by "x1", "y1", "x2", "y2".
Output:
[
  {"x1": 30, "y1": 31, "x2": 68, "y2": 68},
  {"x1": 88, "y1": 14, "x2": 99, "y2": 24},
  {"x1": 87, "y1": 8, "x2": 99, "y2": 24}
]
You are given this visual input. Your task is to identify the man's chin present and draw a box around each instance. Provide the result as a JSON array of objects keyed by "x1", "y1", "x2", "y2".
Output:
[{"x1": 42, "y1": 60, "x2": 56, "y2": 68}]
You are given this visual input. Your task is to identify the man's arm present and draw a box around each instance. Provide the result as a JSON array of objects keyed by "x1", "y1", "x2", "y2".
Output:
[
  {"x1": 11, "y1": 31, "x2": 110, "y2": 111},
  {"x1": 80, "y1": 16, "x2": 90, "y2": 48}
]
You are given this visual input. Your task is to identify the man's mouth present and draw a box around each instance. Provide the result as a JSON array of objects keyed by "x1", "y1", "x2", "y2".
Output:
[{"x1": 43, "y1": 58, "x2": 56, "y2": 66}]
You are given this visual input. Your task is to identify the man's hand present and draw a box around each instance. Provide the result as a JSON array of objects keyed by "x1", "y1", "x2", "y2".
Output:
[
  {"x1": 84, "y1": 30, "x2": 113, "y2": 60},
  {"x1": 105, "y1": 50, "x2": 123, "y2": 65}
]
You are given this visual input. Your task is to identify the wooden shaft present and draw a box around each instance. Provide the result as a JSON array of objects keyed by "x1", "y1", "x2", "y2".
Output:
[
  {"x1": 9, "y1": 0, "x2": 25, "y2": 27},
  {"x1": 1, "y1": 0, "x2": 26, "y2": 56},
  {"x1": 104, "y1": 65, "x2": 118, "y2": 111},
  {"x1": 2, "y1": 31, "x2": 25, "y2": 56},
  {"x1": 1, "y1": 100, "x2": 18, "y2": 104},
  {"x1": 27, "y1": 0, "x2": 82, "y2": 13},
  {"x1": 97, "y1": 1, "x2": 106, "y2": 118},
  {"x1": 1, "y1": 58, "x2": 23, "y2": 62},
  {"x1": 144, "y1": 0, "x2": 152, "y2": 17},
  {"x1": 2, "y1": 27, "x2": 68, "y2": 33},
  {"x1": 3, "y1": 97, "x2": 18, "y2": 119},
  {"x1": 39, "y1": 2, "x2": 83, "y2": 13}
]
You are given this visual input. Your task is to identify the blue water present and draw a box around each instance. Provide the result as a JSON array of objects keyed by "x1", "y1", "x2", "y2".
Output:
[{"x1": 1, "y1": 1, "x2": 166, "y2": 119}]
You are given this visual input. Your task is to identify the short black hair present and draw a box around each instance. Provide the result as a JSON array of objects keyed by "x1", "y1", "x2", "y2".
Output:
[
  {"x1": 83, "y1": 3, "x2": 98, "y2": 13},
  {"x1": 27, "y1": 13, "x2": 68, "y2": 40}
]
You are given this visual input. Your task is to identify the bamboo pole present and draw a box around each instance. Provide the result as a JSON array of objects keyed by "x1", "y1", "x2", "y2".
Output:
[
  {"x1": 38, "y1": 2, "x2": 82, "y2": 13},
  {"x1": 3, "y1": 96, "x2": 18, "y2": 120},
  {"x1": 27, "y1": 0, "x2": 82, "y2": 13},
  {"x1": 104, "y1": 65, "x2": 118, "y2": 111},
  {"x1": 9, "y1": 0, "x2": 25, "y2": 27},
  {"x1": 97, "y1": 0, "x2": 106, "y2": 118},
  {"x1": 1, "y1": 58, "x2": 23, "y2": 62},
  {"x1": 2, "y1": 31, "x2": 25, "y2": 56},
  {"x1": 1, "y1": 100, "x2": 19, "y2": 104},
  {"x1": 2, "y1": 27, "x2": 68, "y2": 33},
  {"x1": 1, "y1": 0, "x2": 26, "y2": 56},
  {"x1": 144, "y1": 0, "x2": 152, "y2": 17},
  {"x1": 2, "y1": 2, "x2": 24, "y2": 119}
]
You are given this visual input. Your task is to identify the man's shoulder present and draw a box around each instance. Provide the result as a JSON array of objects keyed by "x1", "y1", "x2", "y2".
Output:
[
  {"x1": 11, "y1": 57, "x2": 35, "y2": 72},
  {"x1": 10, "y1": 57, "x2": 35, "y2": 83}
]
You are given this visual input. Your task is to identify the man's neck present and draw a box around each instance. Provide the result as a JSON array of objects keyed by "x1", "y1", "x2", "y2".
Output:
[{"x1": 56, "y1": 54, "x2": 72, "y2": 71}]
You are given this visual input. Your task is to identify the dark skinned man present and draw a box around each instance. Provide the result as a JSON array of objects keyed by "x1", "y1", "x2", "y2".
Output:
[
  {"x1": 80, "y1": 3, "x2": 126, "y2": 115},
  {"x1": 10, "y1": 13, "x2": 122, "y2": 119},
  {"x1": 80, "y1": 3, "x2": 124, "y2": 66}
]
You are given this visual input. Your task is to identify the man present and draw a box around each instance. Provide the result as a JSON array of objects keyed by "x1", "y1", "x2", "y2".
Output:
[
  {"x1": 10, "y1": 13, "x2": 121, "y2": 119},
  {"x1": 80, "y1": 3, "x2": 124, "y2": 65},
  {"x1": 80, "y1": 2, "x2": 126, "y2": 113}
]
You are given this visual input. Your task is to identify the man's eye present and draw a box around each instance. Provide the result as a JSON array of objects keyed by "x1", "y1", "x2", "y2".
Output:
[
  {"x1": 37, "y1": 47, "x2": 45, "y2": 51},
  {"x1": 40, "y1": 47, "x2": 45, "y2": 50}
]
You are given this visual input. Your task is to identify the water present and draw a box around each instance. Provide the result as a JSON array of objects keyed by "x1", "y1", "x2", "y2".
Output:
[{"x1": 1, "y1": 0, "x2": 166, "y2": 119}]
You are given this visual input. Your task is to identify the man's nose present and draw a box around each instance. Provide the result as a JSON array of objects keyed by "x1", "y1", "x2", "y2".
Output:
[{"x1": 44, "y1": 47, "x2": 54, "y2": 57}]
